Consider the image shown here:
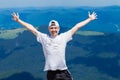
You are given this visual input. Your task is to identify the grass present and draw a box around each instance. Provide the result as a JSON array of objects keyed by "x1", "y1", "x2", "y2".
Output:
[
  {"x1": 76, "y1": 30, "x2": 104, "y2": 36},
  {"x1": 0, "y1": 28, "x2": 26, "y2": 39},
  {"x1": 0, "y1": 28, "x2": 104, "y2": 39}
]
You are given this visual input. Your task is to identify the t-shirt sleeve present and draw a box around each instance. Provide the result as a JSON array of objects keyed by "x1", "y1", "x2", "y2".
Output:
[
  {"x1": 62, "y1": 30, "x2": 72, "y2": 42},
  {"x1": 36, "y1": 31, "x2": 46, "y2": 43}
]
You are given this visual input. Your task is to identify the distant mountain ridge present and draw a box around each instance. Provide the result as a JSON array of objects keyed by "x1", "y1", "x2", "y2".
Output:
[{"x1": 0, "y1": 6, "x2": 120, "y2": 32}]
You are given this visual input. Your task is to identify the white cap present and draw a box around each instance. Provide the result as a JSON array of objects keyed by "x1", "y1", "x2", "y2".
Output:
[{"x1": 48, "y1": 20, "x2": 59, "y2": 27}]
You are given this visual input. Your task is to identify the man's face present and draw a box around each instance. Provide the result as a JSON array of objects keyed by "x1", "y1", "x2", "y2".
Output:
[{"x1": 48, "y1": 26, "x2": 60, "y2": 37}]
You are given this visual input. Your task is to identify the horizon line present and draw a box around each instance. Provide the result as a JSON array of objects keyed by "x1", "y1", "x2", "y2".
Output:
[{"x1": 0, "y1": 5, "x2": 120, "y2": 9}]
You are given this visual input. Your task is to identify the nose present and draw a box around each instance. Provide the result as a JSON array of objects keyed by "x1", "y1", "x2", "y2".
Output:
[
  {"x1": 51, "y1": 28, "x2": 56, "y2": 31},
  {"x1": 52, "y1": 28, "x2": 56, "y2": 31}
]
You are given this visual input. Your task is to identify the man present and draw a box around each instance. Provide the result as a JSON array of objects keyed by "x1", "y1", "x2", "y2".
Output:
[{"x1": 12, "y1": 12, "x2": 97, "y2": 80}]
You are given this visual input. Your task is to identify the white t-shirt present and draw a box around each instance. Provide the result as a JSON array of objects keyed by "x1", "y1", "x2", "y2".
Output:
[{"x1": 37, "y1": 30, "x2": 72, "y2": 71}]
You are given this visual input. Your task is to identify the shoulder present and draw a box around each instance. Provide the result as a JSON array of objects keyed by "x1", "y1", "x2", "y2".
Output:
[
  {"x1": 60, "y1": 30, "x2": 72, "y2": 36},
  {"x1": 36, "y1": 31, "x2": 50, "y2": 39},
  {"x1": 37, "y1": 31, "x2": 48, "y2": 37}
]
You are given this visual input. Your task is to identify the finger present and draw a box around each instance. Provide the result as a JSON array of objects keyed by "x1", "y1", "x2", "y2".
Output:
[
  {"x1": 11, "y1": 12, "x2": 16, "y2": 16},
  {"x1": 88, "y1": 11, "x2": 90, "y2": 15},
  {"x1": 11, "y1": 12, "x2": 14, "y2": 16},
  {"x1": 17, "y1": 12, "x2": 19, "y2": 16},
  {"x1": 93, "y1": 12, "x2": 96, "y2": 15},
  {"x1": 96, "y1": 15, "x2": 98, "y2": 19},
  {"x1": 91, "y1": 12, "x2": 95, "y2": 15},
  {"x1": 16, "y1": 12, "x2": 19, "y2": 18},
  {"x1": 94, "y1": 14, "x2": 98, "y2": 19}
]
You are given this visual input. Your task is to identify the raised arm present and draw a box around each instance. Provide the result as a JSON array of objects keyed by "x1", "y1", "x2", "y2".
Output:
[
  {"x1": 71, "y1": 12, "x2": 97, "y2": 36},
  {"x1": 11, "y1": 12, "x2": 39, "y2": 36}
]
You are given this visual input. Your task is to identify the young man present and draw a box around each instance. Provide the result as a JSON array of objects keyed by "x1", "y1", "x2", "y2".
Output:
[{"x1": 12, "y1": 12, "x2": 97, "y2": 80}]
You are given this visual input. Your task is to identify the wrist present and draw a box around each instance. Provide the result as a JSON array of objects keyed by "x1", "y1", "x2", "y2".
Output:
[
  {"x1": 16, "y1": 18, "x2": 20, "y2": 22},
  {"x1": 88, "y1": 18, "x2": 93, "y2": 21}
]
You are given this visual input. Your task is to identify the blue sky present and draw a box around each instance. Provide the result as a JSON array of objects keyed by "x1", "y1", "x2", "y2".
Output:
[{"x1": 0, "y1": 0, "x2": 120, "y2": 8}]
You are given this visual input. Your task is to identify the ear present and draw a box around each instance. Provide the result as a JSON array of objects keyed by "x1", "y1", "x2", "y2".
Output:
[
  {"x1": 48, "y1": 27, "x2": 50, "y2": 30},
  {"x1": 58, "y1": 27, "x2": 60, "y2": 33}
]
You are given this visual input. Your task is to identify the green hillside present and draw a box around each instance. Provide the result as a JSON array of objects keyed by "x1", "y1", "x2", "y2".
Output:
[
  {"x1": 0, "y1": 28, "x2": 104, "y2": 39},
  {"x1": 0, "y1": 28, "x2": 26, "y2": 39},
  {"x1": 0, "y1": 27, "x2": 120, "y2": 80}
]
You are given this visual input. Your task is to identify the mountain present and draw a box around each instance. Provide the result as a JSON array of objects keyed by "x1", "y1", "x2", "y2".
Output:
[
  {"x1": 0, "y1": 6, "x2": 120, "y2": 32},
  {"x1": 0, "y1": 6, "x2": 120, "y2": 80},
  {"x1": 0, "y1": 26, "x2": 120, "y2": 80}
]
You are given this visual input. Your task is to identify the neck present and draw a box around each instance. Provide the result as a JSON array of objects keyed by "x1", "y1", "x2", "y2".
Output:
[{"x1": 50, "y1": 34, "x2": 58, "y2": 37}]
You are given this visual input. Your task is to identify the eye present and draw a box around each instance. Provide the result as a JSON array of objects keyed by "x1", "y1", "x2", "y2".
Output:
[
  {"x1": 50, "y1": 27, "x2": 58, "y2": 29},
  {"x1": 54, "y1": 27, "x2": 58, "y2": 29},
  {"x1": 50, "y1": 27, "x2": 53, "y2": 29}
]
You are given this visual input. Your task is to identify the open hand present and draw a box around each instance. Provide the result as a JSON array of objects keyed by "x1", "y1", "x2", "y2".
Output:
[
  {"x1": 88, "y1": 12, "x2": 97, "y2": 20},
  {"x1": 11, "y1": 12, "x2": 20, "y2": 21}
]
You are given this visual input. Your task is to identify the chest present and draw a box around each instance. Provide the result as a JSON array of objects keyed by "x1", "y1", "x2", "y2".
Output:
[{"x1": 42, "y1": 36, "x2": 65, "y2": 48}]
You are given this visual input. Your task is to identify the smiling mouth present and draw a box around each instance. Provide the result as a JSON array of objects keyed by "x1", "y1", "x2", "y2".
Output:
[{"x1": 51, "y1": 31, "x2": 58, "y2": 33}]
